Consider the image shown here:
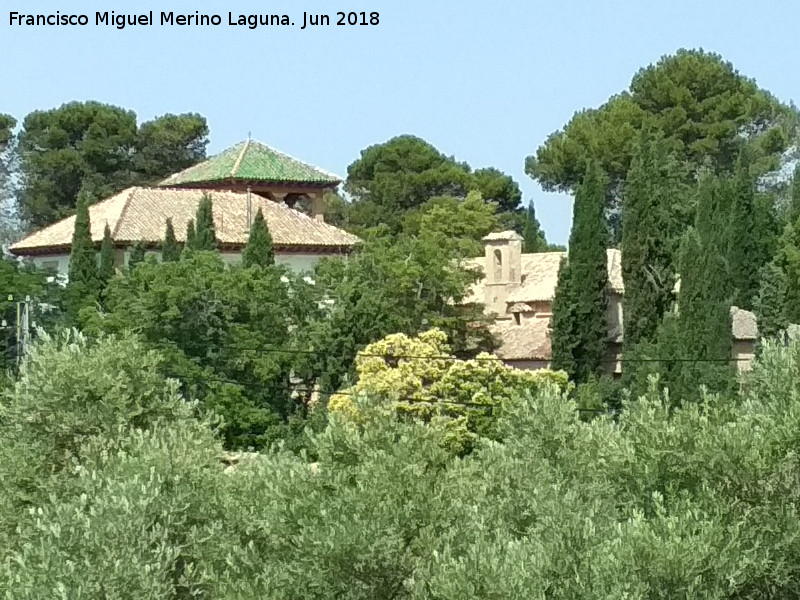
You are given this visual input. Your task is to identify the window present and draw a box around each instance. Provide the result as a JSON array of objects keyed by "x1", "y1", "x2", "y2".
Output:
[
  {"x1": 41, "y1": 260, "x2": 59, "y2": 272},
  {"x1": 493, "y1": 249, "x2": 502, "y2": 282}
]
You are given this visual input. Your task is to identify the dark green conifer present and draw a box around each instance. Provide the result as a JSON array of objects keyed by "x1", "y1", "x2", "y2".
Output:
[
  {"x1": 66, "y1": 191, "x2": 100, "y2": 313},
  {"x1": 98, "y1": 223, "x2": 115, "y2": 285},
  {"x1": 550, "y1": 256, "x2": 579, "y2": 376},
  {"x1": 755, "y1": 260, "x2": 789, "y2": 341},
  {"x1": 161, "y1": 218, "x2": 180, "y2": 262},
  {"x1": 193, "y1": 193, "x2": 216, "y2": 251},
  {"x1": 128, "y1": 242, "x2": 146, "y2": 269},
  {"x1": 242, "y1": 207, "x2": 275, "y2": 267},
  {"x1": 781, "y1": 215, "x2": 800, "y2": 324},
  {"x1": 727, "y1": 154, "x2": 760, "y2": 309},
  {"x1": 621, "y1": 131, "x2": 681, "y2": 348},
  {"x1": 521, "y1": 201, "x2": 547, "y2": 253},
  {"x1": 788, "y1": 164, "x2": 800, "y2": 226},
  {"x1": 183, "y1": 219, "x2": 196, "y2": 258},
  {"x1": 550, "y1": 162, "x2": 609, "y2": 382},
  {"x1": 670, "y1": 228, "x2": 734, "y2": 402}
]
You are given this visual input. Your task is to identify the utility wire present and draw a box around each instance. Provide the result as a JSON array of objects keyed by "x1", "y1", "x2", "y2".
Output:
[{"x1": 142, "y1": 338, "x2": 751, "y2": 364}]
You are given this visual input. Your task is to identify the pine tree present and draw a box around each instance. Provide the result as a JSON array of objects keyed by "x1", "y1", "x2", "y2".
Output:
[
  {"x1": 66, "y1": 190, "x2": 100, "y2": 312},
  {"x1": 193, "y1": 193, "x2": 216, "y2": 251},
  {"x1": 621, "y1": 131, "x2": 681, "y2": 348},
  {"x1": 242, "y1": 207, "x2": 275, "y2": 268},
  {"x1": 550, "y1": 162, "x2": 609, "y2": 382},
  {"x1": 521, "y1": 201, "x2": 547, "y2": 253},
  {"x1": 161, "y1": 218, "x2": 180, "y2": 262},
  {"x1": 755, "y1": 260, "x2": 788, "y2": 341},
  {"x1": 98, "y1": 223, "x2": 115, "y2": 285},
  {"x1": 127, "y1": 242, "x2": 146, "y2": 269},
  {"x1": 727, "y1": 154, "x2": 760, "y2": 309},
  {"x1": 183, "y1": 219, "x2": 196, "y2": 258}
]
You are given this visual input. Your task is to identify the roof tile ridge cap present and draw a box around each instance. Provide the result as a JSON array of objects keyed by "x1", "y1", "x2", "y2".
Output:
[
  {"x1": 251, "y1": 138, "x2": 342, "y2": 181},
  {"x1": 230, "y1": 139, "x2": 250, "y2": 178},
  {"x1": 110, "y1": 187, "x2": 138, "y2": 240}
]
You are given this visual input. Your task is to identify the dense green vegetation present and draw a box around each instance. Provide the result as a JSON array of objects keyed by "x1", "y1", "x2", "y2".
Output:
[
  {"x1": 3, "y1": 47, "x2": 800, "y2": 596},
  {"x1": 4, "y1": 331, "x2": 800, "y2": 596}
]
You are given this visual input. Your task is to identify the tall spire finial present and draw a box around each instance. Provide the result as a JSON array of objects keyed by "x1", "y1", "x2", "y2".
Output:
[{"x1": 247, "y1": 131, "x2": 251, "y2": 141}]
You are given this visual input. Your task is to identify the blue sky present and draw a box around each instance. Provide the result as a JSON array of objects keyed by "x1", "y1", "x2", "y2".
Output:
[{"x1": 2, "y1": 0, "x2": 799, "y2": 243}]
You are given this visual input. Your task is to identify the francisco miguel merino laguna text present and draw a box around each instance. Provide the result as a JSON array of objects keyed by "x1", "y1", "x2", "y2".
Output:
[{"x1": 8, "y1": 10, "x2": 381, "y2": 29}]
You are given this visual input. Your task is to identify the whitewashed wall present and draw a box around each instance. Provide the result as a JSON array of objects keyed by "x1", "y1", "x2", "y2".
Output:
[{"x1": 27, "y1": 250, "x2": 329, "y2": 278}]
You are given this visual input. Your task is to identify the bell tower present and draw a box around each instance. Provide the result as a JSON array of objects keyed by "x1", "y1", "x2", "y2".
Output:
[{"x1": 482, "y1": 231, "x2": 523, "y2": 317}]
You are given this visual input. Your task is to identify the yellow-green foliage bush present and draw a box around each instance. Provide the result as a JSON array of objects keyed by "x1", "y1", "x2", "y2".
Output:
[{"x1": 328, "y1": 329, "x2": 568, "y2": 451}]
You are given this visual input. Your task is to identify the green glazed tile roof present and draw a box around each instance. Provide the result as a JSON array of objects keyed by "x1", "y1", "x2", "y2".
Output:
[{"x1": 159, "y1": 139, "x2": 342, "y2": 187}]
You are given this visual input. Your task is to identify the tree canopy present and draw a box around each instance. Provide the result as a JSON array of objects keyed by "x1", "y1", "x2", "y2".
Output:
[
  {"x1": 17, "y1": 102, "x2": 208, "y2": 228},
  {"x1": 526, "y1": 49, "x2": 798, "y2": 235},
  {"x1": 89, "y1": 252, "x2": 306, "y2": 449},
  {"x1": 344, "y1": 135, "x2": 524, "y2": 234}
]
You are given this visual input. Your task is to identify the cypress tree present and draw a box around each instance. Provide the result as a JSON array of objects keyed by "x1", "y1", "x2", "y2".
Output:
[
  {"x1": 162, "y1": 218, "x2": 180, "y2": 262},
  {"x1": 183, "y1": 219, "x2": 196, "y2": 258},
  {"x1": 98, "y1": 223, "x2": 115, "y2": 285},
  {"x1": 550, "y1": 256, "x2": 579, "y2": 376},
  {"x1": 127, "y1": 242, "x2": 146, "y2": 269},
  {"x1": 727, "y1": 154, "x2": 760, "y2": 309},
  {"x1": 655, "y1": 177, "x2": 735, "y2": 403},
  {"x1": 621, "y1": 131, "x2": 681, "y2": 348},
  {"x1": 670, "y1": 227, "x2": 734, "y2": 401},
  {"x1": 193, "y1": 193, "x2": 216, "y2": 251},
  {"x1": 242, "y1": 207, "x2": 275, "y2": 267},
  {"x1": 755, "y1": 260, "x2": 789, "y2": 341},
  {"x1": 521, "y1": 201, "x2": 547, "y2": 253},
  {"x1": 66, "y1": 190, "x2": 99, "y2": 311},
  {"x1": 781, "y1": 215, "x2": 800, "y2": 324},
  {"x1": 695, "y1": 174, "x2": 732, "y2": 265},
  {"x1": 550, "y1": 161, "x2": 609, "y2": 382},
  {"x1": 788, "y1": 164, "x2": 800, "y2": 226}
]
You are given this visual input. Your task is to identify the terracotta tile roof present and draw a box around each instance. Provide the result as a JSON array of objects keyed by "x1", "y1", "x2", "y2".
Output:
[
  {"x1": 508, "y1": 302, "x2": 535, "y2": 313},
  {"x1": 731, "y1": 306, "x2": 758, "y2": 341},
  {"x1": 491, "y1": 318, "x2": 551, "y2": 361},
  {"x1": 483, "y1": 231, "x2": 523, "y2": 242},
  {"x1": 8, "y1": 187, "x2": 360, "y2": 254},
  {"x1": 159, "y1": 139, "x2": 342, "y2": 187}
]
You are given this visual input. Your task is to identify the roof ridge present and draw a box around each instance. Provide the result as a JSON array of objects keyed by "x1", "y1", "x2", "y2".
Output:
[
  {"x1": 249, "y1": 138, "x2": 343, "y2": 181},
  {"x1": 230, "y1": 139, "x2": 250, "y2": 178},
  {"x1": 110, "y1": 187, "x2": 138, "y2": 240}
]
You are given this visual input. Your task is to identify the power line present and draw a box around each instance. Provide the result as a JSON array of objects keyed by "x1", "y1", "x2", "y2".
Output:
[{"x1": 143, "y1": 338, "x2": 751, "y2": 364}]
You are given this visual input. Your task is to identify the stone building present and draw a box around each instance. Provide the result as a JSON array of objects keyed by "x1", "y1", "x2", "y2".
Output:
[{"x1": 464, "y1": 231, "x2": 758, "y2": 375}]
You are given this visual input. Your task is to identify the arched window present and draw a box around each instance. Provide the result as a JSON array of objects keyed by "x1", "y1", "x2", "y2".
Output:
[{"x1": 493, "y1": 249, "x2": 503, "y2": 282}]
